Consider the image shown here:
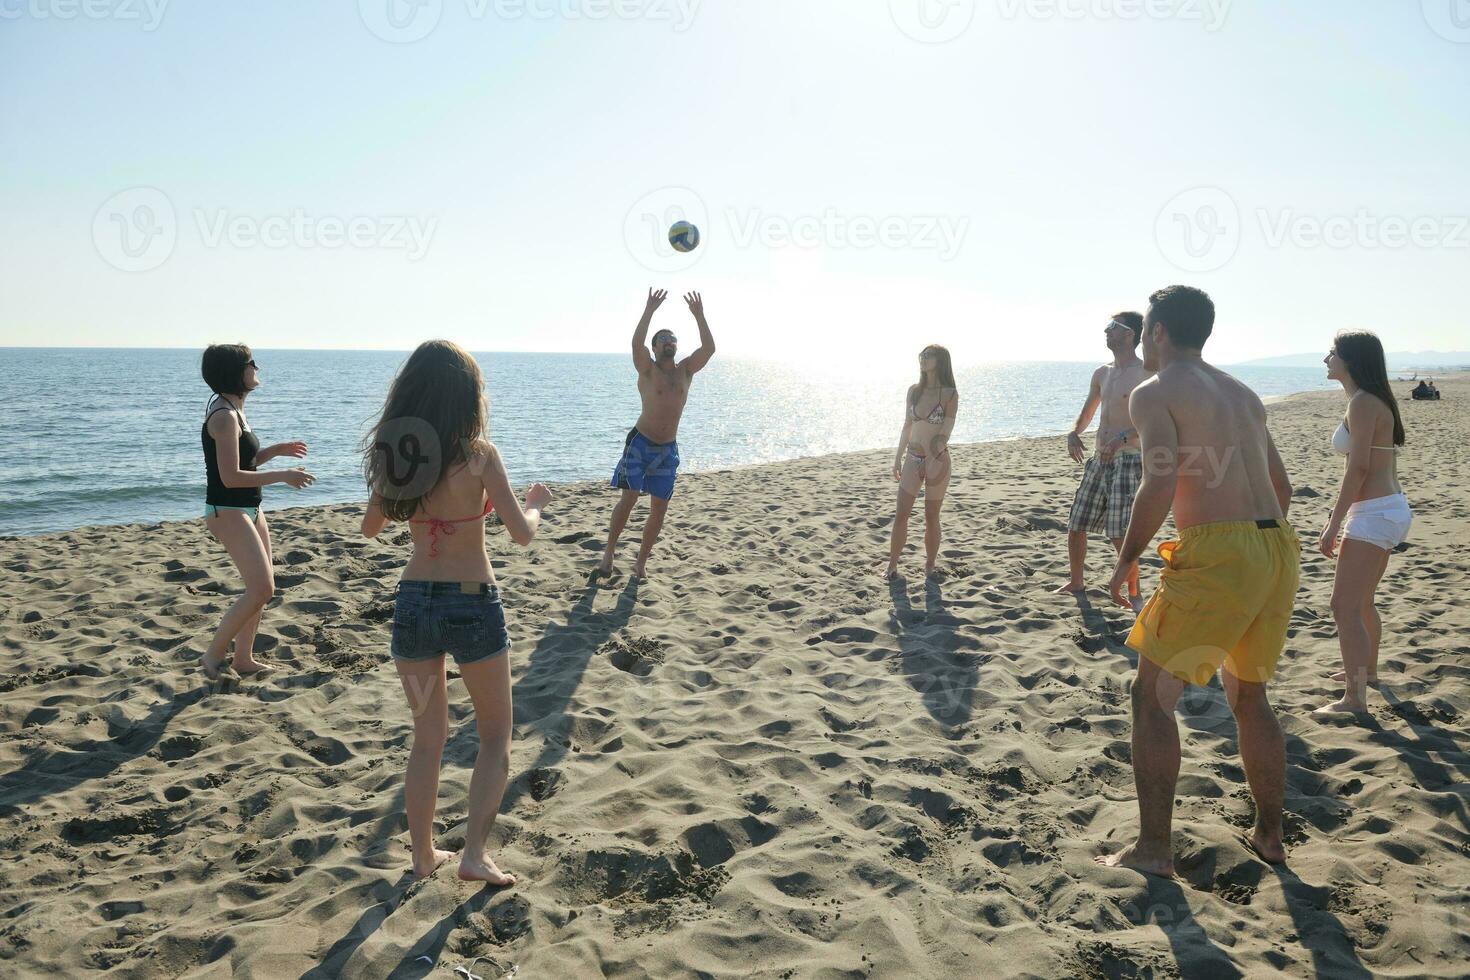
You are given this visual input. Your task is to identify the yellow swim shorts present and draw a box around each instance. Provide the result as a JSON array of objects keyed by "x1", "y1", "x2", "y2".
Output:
[{"x1": 1127, "y1": 519, "x2": 1301, "y2": 686}]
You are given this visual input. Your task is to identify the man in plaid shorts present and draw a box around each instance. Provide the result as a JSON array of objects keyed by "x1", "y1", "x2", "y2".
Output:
[{"x1": 1057, "y1": 311, "x2": 1152, "y2": 608}]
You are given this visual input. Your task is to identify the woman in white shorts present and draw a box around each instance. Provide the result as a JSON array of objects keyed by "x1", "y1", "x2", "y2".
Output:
[{"x1": 1315, "y1": 331, "x2": 1410, "y2": 716}]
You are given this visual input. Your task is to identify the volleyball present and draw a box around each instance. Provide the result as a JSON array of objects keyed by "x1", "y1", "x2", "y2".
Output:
[{"x1": 669, "y1": 220, "x2": 701, "y2": 253}]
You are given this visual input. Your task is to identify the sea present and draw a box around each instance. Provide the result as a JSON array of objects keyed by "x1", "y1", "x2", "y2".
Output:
[{"x1": 0, "y1": 349, "x2": 1337, "y2": 537}]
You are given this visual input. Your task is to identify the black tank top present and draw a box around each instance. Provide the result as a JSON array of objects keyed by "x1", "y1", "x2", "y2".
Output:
[{"x1": 203, "y1": 401, "x2": 263, "y2": 507}]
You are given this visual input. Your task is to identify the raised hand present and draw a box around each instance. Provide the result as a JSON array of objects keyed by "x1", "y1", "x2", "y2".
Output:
[
  {"x1": 684, "y1": 291, "x2": 704, "y2": 320},
  {"x1": 645, "y1": 288, "x2": 668, "y2": 314}
]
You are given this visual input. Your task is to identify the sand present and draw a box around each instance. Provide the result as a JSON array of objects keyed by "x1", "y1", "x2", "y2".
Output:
[{"x1": 2, "y1": 376, "x2": 1467, "y2": 979}]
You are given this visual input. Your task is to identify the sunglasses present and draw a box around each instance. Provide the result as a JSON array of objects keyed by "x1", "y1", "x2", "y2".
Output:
[
  {"x1": 1105, "y1": 321, "x2": 1130, "y2": 332},
  {"x1": 654, "y1": 335, "x2": 677, "y2": 346},
  {"x1": 247, "y1": 358, "x2": 259, "y2": 369}
]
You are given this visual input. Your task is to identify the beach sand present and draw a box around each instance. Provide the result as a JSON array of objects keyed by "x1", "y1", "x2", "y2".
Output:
[{"x1": 2, "y1": 377, "x2": 1467, "y2": 979}]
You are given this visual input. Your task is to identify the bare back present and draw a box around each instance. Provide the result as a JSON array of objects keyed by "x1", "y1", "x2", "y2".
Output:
[
  {"x1": 401, "y1": 452, "x2": 496, "y2": 584},
  {"x1": 1343, "y1": 391, "x2": 1403, "y2": 501},
  {"x1": 635, "y1": 361, "x2": 693, "y2": 444},
  {"x1": 1141, "y1": 360, "x2": 1286, "y2": 530}
]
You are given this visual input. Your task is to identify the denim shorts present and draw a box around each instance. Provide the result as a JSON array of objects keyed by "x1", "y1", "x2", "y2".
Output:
[{"x1": 390, "y1": 581, "x2": 510, "y2": 666}]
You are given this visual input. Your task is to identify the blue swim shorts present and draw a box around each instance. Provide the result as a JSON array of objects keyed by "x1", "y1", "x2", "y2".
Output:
[{"x1": 611, "y1": 426, "x2": 680, "y2": 501}]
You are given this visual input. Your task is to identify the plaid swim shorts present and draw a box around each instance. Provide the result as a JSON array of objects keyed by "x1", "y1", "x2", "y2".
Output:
[{"x1": 1067, "y1": 451, "x2": 1143, "y2": 540}]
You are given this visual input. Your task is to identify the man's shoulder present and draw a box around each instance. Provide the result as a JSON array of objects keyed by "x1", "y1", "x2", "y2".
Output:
[{"x1": 1128, "y1": 373, "x2": 1170, "y2": 410}]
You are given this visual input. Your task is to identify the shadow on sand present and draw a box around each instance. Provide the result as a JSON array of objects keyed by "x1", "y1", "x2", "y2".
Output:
[{"x1": 889, "y1": 575, "x2": 975, "y2": 729}]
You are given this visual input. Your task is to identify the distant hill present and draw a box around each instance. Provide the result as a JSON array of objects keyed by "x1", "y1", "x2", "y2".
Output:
[{"x1": 1236, "y1": 351, "x2": 1470, "y2": 370}]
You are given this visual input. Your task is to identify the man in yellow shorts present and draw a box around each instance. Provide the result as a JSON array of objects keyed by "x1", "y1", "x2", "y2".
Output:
[{"x1": 1095, "y1": 285, "x2": 1300, "y2": 879}]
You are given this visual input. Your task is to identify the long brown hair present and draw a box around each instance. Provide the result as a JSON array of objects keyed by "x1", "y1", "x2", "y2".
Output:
[
  {"x1": 363, "y1": 340, "x2": 488, "y2": 521},
  {"x1": 911, "y1": 344, "x2": 957, "y2": 411},
  {"x1": 1333, "y1": 331, "x2": 1405, "y2": 447}
]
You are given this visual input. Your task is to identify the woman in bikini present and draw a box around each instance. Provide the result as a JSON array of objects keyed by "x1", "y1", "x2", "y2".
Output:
[
  {"x1": 1315, "y1": 330, "x2": 1411, "y2": 716},
  {"x1": 362, "y1": 340, "x2": 551, "y2": 884},
  {"x1": 886, "y1": 344, "x2": 959, "y2": 580},
  {"x1": 199, "y1": 345, "x2": 315, "y2": 679}
]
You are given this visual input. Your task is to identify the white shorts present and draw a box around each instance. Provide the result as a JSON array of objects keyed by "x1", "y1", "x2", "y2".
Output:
[{"x1": 1342, "y1": 493, "x2": 1412, "y2": 552}]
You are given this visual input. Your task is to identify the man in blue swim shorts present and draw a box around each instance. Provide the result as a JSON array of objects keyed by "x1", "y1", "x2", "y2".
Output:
[{"x1": 601, "y1": 288, "x2": 716, "y2": 579}]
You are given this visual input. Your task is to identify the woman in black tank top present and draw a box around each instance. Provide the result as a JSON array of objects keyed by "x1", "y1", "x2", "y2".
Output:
[{"x1": 198, "y1": 345, "x2": 315, "y2": 679}]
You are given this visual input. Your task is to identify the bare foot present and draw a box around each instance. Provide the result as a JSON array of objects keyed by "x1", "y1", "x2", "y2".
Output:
[
  {"x1": 1129, "y1": 594, "x2": 1144, "y2": 615},
  {"x1": 884, "y1": 565, "x2": 901, "y2": 581},
  {"x1": 1053, "y1": 582, "x2": 1086, "y2": 595},
  {"x1": 231, "y1": 658, "x2": 275, "y2": 676},
  {"x1": 597, "y1": 556, "x2": 615, "y2": 577},
  {"x1": 631, "y1": 561, "x2": 647, "y2": 580},
  {"x1": 1244, "y1": 830, "x2": 1286, "y2": 865},
  {"x1": 412, "y1": 847, "x2": 456, "y2": 880},
  {"x1": 458, "y1": 854, "x2": 517, "y2": 887},
  {"x1": 1312, "y1": 697, "x2": 1369, "y2": 718},
  {"x1": 925, "y1": 565, "x2": 945, "y2": 580},
  {"x1": 201, "y1": 650, "x2": 231, "y2": 680},
  {"x1": 1330, "y1": 670, "x2": 1378, "y2": 685},
  {"x1": 1094, "y1": 842, "x2": 1175, "y2": 879}
]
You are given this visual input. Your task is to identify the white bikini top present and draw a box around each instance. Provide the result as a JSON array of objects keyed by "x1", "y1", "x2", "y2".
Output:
[{"x1": 1332, "y1": 420, "x2": 1398, "y2": 456}]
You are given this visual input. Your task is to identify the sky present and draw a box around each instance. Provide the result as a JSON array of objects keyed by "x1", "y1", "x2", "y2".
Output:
[{"x1": 1, "y1": 0, "x2": 1467, "y2": 366}]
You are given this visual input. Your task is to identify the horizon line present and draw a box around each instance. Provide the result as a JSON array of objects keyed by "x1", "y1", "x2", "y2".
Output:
[{"x1": 3, "y1": 344, "x2": 1436, "y2": 367}]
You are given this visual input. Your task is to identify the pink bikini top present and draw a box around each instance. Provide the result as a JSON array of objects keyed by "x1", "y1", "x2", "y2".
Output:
[{"x1": 410, "y1": 498, "x2": 493, "y2": 558}]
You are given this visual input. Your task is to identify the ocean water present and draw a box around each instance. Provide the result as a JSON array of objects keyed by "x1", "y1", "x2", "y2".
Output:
[{"x1": 0, "y1": 348, "x2": 1336, "y2": 537}]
